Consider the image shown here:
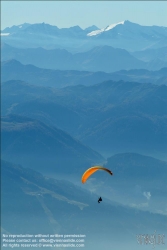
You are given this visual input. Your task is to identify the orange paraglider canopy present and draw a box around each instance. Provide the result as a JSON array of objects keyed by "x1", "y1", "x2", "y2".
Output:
[{"x1": 81, "y1": 166, "x2": 113, "y2": 184}]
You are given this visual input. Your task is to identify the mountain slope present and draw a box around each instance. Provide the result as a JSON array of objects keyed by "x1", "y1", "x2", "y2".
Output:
[
  {"x1": 2, "y1": 159, "x2": 167, "y2": 250},
  {"x1": 1, "y1": 79, "x2": 83, "y2": 134},
  {"x1": 1, "y1": 114, "x2": 104, "y2": 175},
  {"x1": 1, "y1": 59, "x2": 114, "y2": 88},
  {"x1": 105, "y1": 153, "x2": 167, "y2": 214},
  {"x1": 1, "y1": 43, "x2": 147, "y2": 72},
  {"x1": 131, "y1": 46, "x2": 167, "y2": 62},
  {"x1": 2, "y1": 79, "x2": 167, "y2": 160},
  {"x1": 2, "y1": 60, "x2": 167, "y2": 88},
  {"x1": 72, "y1": 45, "x2": 146, "y2": 72},
  {"x1": 75, "y1": 81, "x2": 167, "y2": 157},
  {"x1": 87, "y1": 20, "x2": 167, "y2": 51}
]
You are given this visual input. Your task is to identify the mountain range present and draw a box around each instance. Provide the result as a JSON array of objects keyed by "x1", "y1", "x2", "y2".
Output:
[
  {"x1": 2, "y1": 79, "x2": 167, "y2": 160},
  {"x1": 1, "y1": 20, "x2": 167, "y2": 52},
  {"x1": 2, "y1": 59, "x2": 167, "y2": 87},
  {"x1": 1, "y1": 43, "x2": 146, "y2": 72},
  {"x1": 2, "y1": 43, "x2": 167, "y2": 72}
]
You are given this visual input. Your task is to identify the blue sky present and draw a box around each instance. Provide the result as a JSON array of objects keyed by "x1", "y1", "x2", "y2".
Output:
[{"x1": 1, "y1": 1, "x2": 167, "y2": 30}]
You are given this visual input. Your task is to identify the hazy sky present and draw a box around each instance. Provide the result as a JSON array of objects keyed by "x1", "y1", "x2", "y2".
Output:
[{"x1": 1, "y1": 1, "x2": 167, "y2": 30}]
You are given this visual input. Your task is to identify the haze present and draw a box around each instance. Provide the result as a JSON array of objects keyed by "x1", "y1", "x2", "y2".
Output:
[{"x1": 1, "y1": 1, "x2": 167, "y2": 30}]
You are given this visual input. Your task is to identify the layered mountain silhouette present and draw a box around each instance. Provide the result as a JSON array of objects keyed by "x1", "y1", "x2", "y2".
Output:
[
  {"x1": 1, "y1": 43, "x2": 147, "y2": 72},
  {"x1": 2, "y1": 59, "x2": 167, "y2": 87},
  {"x1": 2, "y1": 79, "x2": 167, "y2": 160},
  {"x1": 2, "y1": 42, "x2": 167, "y2": 72}
]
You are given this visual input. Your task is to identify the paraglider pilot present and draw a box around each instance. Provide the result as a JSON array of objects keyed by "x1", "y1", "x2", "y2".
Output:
[{"x1": 98, "y1": 197, "x2": 102, "y2": 203}]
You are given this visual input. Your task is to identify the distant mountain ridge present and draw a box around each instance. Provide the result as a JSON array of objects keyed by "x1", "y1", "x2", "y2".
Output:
[
  {"x1": 87, "y1": 20, "x2": 167, "y2": 38},
  {"x1": 1, "y1": 20, "x2": 167, "y2": 52},
  {"x1": 131, "y1": 46, "x2": 167, "y2": 62},
  {"x1": 1, "y1": 22, "x2": 99, "y2": 36},
  {"x1": 2, "y1": 20, "x2": 167, "y2": 41},
  {"x1": 3, "y1": 43, "x2": 167, "y2": 72},
  {"x1": 2, "y1": 79, "x2": 167, "y2": 160},
  {"x1": 2, "y1": 59, "x2": 167, "y2": 87},
  {"x1": 2, "y1": 42, "x2": 167, "y2": 72},
  {"x1": 1, "y1": 23, "x2": 31, "y2": 33}
]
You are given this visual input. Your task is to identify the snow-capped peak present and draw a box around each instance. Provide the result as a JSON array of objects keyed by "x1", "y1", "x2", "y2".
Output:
[
  {"x1": 105, "y1": 21, "x2": 125, "y2": 31},
  {"x1": 87, "y1": 21, "x2": 125, "y2": 36},
  {"x1": 0, "y1": 33, "x2": 10, "y2": 36}
]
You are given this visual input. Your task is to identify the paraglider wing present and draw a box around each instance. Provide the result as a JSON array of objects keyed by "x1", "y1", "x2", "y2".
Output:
[{"x1": 81, "y1": 166, "x2": 113, "y2": 184}]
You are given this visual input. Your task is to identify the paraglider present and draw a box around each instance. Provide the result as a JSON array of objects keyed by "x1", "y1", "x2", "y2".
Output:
[
  {"x1": 81, "y1": 166, "x2": 113, "y2": 184},
  {"x1": 81, "y1": 166, "x2": 113, "y2": 203}
]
